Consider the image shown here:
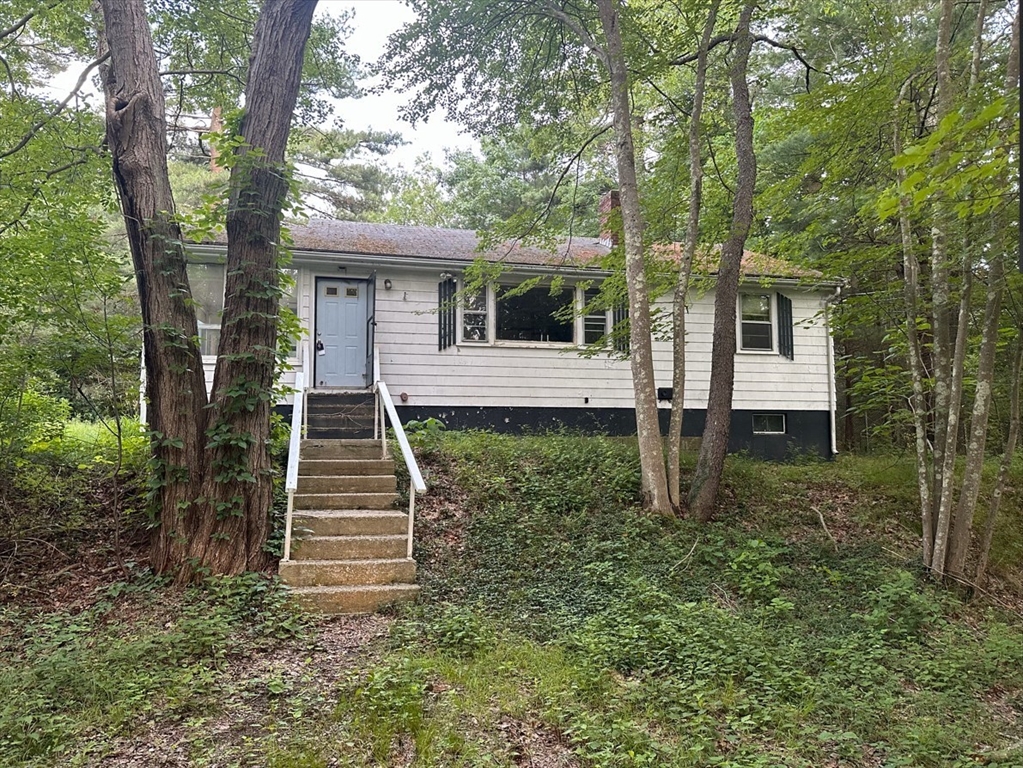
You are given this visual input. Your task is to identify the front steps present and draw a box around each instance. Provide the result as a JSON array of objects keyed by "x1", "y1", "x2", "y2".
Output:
[
  {"x1": 280, "y1": 437, "x2": 420, "y2": 614},
  {"x1": 305, "y1": 392, "x2": 375, "y2": 439}
]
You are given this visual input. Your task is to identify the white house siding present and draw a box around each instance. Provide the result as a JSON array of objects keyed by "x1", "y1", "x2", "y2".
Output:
[{"x1": 282, "y1": 262, "x2": 833, "y2": 415}]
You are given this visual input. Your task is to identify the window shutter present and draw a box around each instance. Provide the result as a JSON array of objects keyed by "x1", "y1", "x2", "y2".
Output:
[
  {"x1": 777, "y1": 293, "x2": 794, "y2": 360},
  {"x1": 612, "y1": 303, "x2": 630, "y2": 354},
  {"x1": 438, "y1": 278, "x2": 456, "y2": 350}
]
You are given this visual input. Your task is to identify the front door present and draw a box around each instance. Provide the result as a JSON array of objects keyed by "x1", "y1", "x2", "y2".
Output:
[{"x1": 315, "y1": 278, "x2": 368, "y2": 388}]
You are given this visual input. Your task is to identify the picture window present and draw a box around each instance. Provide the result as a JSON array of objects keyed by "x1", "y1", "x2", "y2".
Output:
[{"x1": 496, "y1": 284, "x2": 573, "y2": 343}]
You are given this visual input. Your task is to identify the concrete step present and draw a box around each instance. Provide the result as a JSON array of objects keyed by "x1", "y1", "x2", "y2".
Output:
[
  {"x1": 307, "y1": 392, "x2": 375, "y2": 406},
  {"x1": 306, "y1": 427, "x2": 375, "y2": 440},
  {"x1": 300, "y1": 439, "x2": 381, "y2": 460},
  {"x1": 294, "y1": 492, "x2": 397, "y2": 510},
  {"x1": 297, "y1": 474, "x2": 397, "y2": 494},
  {"x1": 292, "y1": 534, "x2": 407, "y2": 560},
  {"x1": 279, "y1": 558, "x2": 416, "y2": 587},
  {"x1": 299, "y1": 458, "x2": 395, "y2": 476},
  {"x1": 288, "y1": 584, "x2": 420, "y2": 614},
  {"x1": 306, "y1": 401, "x2": 375, "y2": 414},
  {"x1": 307, "y1": 416, "x2": 374, "y2": 430},
  {"x1": 292, "y1": 510, "x2": 407, "y2": 537}
]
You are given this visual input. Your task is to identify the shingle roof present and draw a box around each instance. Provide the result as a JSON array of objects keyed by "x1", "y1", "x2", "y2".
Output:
[
  {"x1": 208, "y1": 219, "x2": 821, "y2": 280},
  {"x1": 234, "y1": 219, "x2": 609, "y2": 267}
]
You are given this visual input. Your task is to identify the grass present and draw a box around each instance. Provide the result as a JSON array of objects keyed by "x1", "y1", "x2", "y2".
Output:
[{"x1": 1, "y1": 431, "x2": 1021, "y2": 767}]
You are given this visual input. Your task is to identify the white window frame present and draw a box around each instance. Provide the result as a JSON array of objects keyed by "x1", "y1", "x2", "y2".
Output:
[
  {"x1": 752, "y1": 413, "x2": 786, "y2": 434},
  {"x1": 737, "y1": 292, "x2": 776, "y2": 354},
  {"x1": 459, "y1": 280, "x2": 604, "y2": 349}
]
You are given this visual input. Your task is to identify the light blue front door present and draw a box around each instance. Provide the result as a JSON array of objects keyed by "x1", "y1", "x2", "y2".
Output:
[{"x1": 315, "y1": 279, "x2": 368, "y2": 388}]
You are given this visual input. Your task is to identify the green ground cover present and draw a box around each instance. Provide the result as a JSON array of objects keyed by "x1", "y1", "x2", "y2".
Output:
[{"x1": 1, "y1": 432, "x2": 1020, "y2": 767}]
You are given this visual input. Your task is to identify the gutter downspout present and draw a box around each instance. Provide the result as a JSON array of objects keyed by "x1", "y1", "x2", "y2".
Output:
[{"x1": 823, "y1": 285, "x2": 843, "y2": 457}]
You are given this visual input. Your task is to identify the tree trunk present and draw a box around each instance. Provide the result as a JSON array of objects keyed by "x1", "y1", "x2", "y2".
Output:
[
  {"x1": 894, "y1": 78, "x2": 935, "y2": 565},
  {"x1": 688, "y1": 1, "x2": 756, "y2": 522},
  {"x1": 925, "y1": 0, "x2": 957, "y2": 574},
  {"x1": 948, "y1": 3, "x2": 1020, "y2": 578},
  {"x1": 974, "y1": 331, "x2": 1022, "y2": 588},
  {"x1": 596, "y1": 0, "x2": 671, "y2": 514},
  {"x1": 668, "y1": 0, "x2": 719, "y2": 509},
  {"x1": 194, "y1": 0, "x2": 317, "y2": 575},
  {"x1": 946, "y1": 255, "x2": 1004, "y2": 577},
  {"x1": 100, "y1": 0, "x2": 317, "y2": 581},
  {"x1": 98, "y1": 0, "x2": 211, "y2": 576}
]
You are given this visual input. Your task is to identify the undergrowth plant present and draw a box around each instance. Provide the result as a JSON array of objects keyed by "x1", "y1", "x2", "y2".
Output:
[{"x1": 363, "y1": 432, "x2": 1023, "y2": 767}]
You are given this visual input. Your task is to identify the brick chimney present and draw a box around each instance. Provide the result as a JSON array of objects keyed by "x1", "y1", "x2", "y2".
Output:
[{"x1": 598, "y1": 190, "x2": 620, "y2": 247}]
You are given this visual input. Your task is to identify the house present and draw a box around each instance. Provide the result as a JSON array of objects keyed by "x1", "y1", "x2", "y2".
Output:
[{"x1": 186, "y1": 218, "x2": 840, "y2": 460}]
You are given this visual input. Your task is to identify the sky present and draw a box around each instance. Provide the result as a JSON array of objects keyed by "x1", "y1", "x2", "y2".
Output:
[
  {"x1": 324, "y1": 0, "x2": 477, "y2": 168},
  {"x1": 46, "y1": 0, "x2": 476, "y2": 170}
]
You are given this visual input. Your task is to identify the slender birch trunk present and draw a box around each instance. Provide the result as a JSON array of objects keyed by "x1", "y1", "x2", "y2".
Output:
[
  {"x1": 925, "y1": 0, "x2": 957, "y2": 574},
  {"x1": 974, "y1": 332, "x2": 1022, "y2": 588},
  {"x1": 947, "y1": 2, "x2": 1020, "y2": 577},
  {"x1": 596, "y1": 0, "x2": 671, "y2": 513},
  {"x1": 668, "y1": 0, "x2": 720, "y2": 509},
  {"x1": 894, "y1": 78, "x2": 935, "y2": 565},
  {"x1": 689, "y1": 1, "x2": 756, "y2": 521}
]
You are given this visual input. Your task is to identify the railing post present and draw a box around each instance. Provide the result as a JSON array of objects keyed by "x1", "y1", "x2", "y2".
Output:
[
  {"x1": 283, "y1": 490, "x2": 295, "y2": 561},
  {"x1": 407, "y1": 486, "x2": 415, "y2": 560}
]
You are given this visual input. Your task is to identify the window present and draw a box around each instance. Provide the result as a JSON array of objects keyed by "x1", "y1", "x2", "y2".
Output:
[
  {"x1": 187, "y1": 263, "x2": 299, "y2": 358},
  {"x1": 496, "y1": 284, "x2": 573, "y2": 343},
  {"x1": 462, "y1": 288, "x2": 488, "y2": 342},
  {"x1": 752, "y1": 413, "x2": 786, "y2": 434},
  {"x1": 740, "y1": 293, "x2": 773, "y2": 351},
  {"x1": 188, "y1": 263, "x2": 225, "y2": 356},
  {"x1": 440, "y1": 278, "x2": 627, "y2": 349},
  {"x1": 584, "y1": 287, "x2": 609, "y2": 344}
]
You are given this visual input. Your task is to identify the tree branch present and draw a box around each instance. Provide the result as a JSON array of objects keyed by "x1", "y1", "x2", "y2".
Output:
[
  {"x1": 541, "y1": 1, "x2": 609, "y2": 67},
  {"x1": 670, "y1": 33, "x2": 822, "y2": 93},
  {"x1": 0, "y1": 53, "x2": 109, "y2": 162},
  {"x1": 0, "y1": 0, "x2": 65, "y2": 42}
]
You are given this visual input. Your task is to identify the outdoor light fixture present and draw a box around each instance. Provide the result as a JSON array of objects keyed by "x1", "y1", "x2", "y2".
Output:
[
  {"x1": 383, "y1": 278, "x2": 393, "y2": 290},
  {"x1": 439, "y1": 272, "x2": 453, "y2": 279}
]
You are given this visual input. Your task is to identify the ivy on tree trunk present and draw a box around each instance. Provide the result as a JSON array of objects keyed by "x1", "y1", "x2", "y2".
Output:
[{"x1": 98, "y1": 0, "x2": 317, "y2": 583}]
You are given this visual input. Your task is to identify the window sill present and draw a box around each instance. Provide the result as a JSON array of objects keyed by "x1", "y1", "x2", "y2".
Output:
[
  {"x1": 736, "y1": 348, "x2": 777, "y2": 356},
  {"x1": 457, "y1": 340, "x2": 579, "y2": 350}
]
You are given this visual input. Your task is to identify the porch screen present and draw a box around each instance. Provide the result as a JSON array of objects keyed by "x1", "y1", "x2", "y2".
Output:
[{"x1": 438, "y1": 277, "x2": 457, "y2": 350}]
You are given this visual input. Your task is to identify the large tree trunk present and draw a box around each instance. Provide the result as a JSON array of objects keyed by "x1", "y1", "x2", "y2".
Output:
[
  {"x1": 194, "y1": 0, "x2": 317, "y2": 575},
  {"x1": 668, "y1": 0, "x2": 719, "y2": 509},
  {"x1": 688, "y1": 1, "x2": 756, "y2": 522},
  {"x1": 100, "y1": 0, "x2": 316, "y2": 582},
  {"x1": 98, "y1": 0, "x2": 211, "y2": 575},
  {"x1": 596, "y1": 0, "x2": 671, "y2": 513}
]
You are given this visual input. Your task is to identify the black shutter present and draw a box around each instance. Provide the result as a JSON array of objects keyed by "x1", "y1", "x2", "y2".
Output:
[
  {"x1": 438, "y1": 278, "x2": 456, "y2": 351},
  {"x1": 612, "y1": 303, "x2": 630, "y2": 354},
  {"x1": 777, "y1": 293, "x2": 794, "y2": 360}
]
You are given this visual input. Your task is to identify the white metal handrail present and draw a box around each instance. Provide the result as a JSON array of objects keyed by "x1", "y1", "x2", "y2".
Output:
[
  {"x1": 282, "y1": 358, "x2": 309, "y2": 561},
  {"x1": 374, "y1": 369, "x2": 427, "y2": 559}
]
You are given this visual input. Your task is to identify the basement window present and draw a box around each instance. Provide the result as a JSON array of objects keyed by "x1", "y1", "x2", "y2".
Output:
[{"x1": 752, "y1": 413, "x2": 786, "y2": 434}]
